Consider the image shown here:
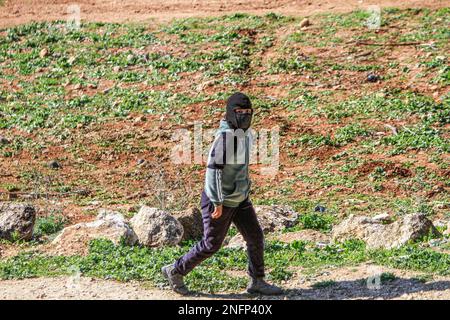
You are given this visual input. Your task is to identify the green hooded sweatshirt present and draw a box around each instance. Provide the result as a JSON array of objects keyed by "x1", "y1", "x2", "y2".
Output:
[{"x1": 204, "y1": 120, "x2": 253, "y2": 207}]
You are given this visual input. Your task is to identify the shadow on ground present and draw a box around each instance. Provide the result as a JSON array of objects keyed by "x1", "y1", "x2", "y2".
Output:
[{"x1": 188, "y1": 278, "x2": 450, "y2": 300}]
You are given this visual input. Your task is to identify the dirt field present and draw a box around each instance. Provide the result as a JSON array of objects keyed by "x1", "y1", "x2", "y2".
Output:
[
  {"x1": 0, "y1": 0, "x2": 448, "y2": 29},
  {"x1": 0, "y1": 0, "x2": 449, "y2": 301},
  {"x1": 1, "y1": 264, "x2": 450, "y2": 300}
]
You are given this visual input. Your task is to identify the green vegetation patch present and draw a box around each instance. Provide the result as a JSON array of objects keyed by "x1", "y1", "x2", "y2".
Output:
[{"x1": 1, "y1": 239, "x2": 449, "y2": 293}]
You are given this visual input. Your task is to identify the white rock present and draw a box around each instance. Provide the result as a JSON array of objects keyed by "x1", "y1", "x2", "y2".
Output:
[
  {"x1": 225, "y1": 234, "x2": 246, "y2": 249},
  {"x1": 332, "y1": 213, "x2": 440, "y2": 249},
  {"x1": 274, "y1": 229, "x2": 330, "y2": 244},
  {"x1": 254, "y1": 205, "x2": 298, "y2": 233},
  {"x1": 51, "y1": 209, "x2": 137, "y2": 255},
  {"x1": 39, "y1": 48, "x2": 49, "y2": 58},
  {"x1": 130, "y1": 206, "x2": 183, "y2": 247},
  {"x1": 299, "y1": 18, "x2": 311, "y2": 28},
  {"x1": 371, "y1": 213, "x2": 392, "y2": 223}
]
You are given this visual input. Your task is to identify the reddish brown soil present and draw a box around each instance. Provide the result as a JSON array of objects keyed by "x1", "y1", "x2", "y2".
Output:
[
  {"x1": 0, "y1": 0, "x2": 448, "y2": 224},
  {"x1": 0, "y1": 0, "x2": 448, "y2": 29}
]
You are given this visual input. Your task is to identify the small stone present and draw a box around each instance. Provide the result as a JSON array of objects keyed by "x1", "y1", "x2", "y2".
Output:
[
  {"x1": 314, "y1": 205, "x2": 326, "y2": 213},
  {"x1": 428, "y1": 239, "x2": 442, "y2": 247},
  {"x1": 0, "y1": 136, "x2": 9, "y2": 145},
  {"x1": 48, "y1": 160, "x2": 62, "y2": 169},
  {"x1": 432, "y1": 219, "x2": 447, "y2": 228},
  {"x1": 430, "y1": 85, "x2": 439, "y2": 91},
  {"x1": 112, "y1": 66, "x2": 121, "y2": 73},
  {"x1": 316, "y1": 242, "x2": 328, "y2": 249},
  {"x1": 434, "y1": 203, "x2": 450, "y2": 210},
  {"x1": 367, "y1": 73, "x2": 380, "y2": 82},
  {"x1": 225, "y1": 234, "x2": 246, "y2": 249},
  {"x1": 67, "y1": 56, "x2": 76, "y2": 65},
  {"x1": 39, "y1": 48, "x2": 49, "y2": 58},
  {"x1": 126, "y1": 54, "x2": 135, "y2": 63},
  {"x1": 134, "y1": 116, "x2": 146, "y2": 123},
  {"x1": 299, "y1": 18, "x2": 311, "y2": 28}
]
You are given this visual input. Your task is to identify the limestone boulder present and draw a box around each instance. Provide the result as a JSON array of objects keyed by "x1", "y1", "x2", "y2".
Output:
[
  {"x1": 332, "y1": 213, "x2": 440, "y2": 249},
  {"x1": 0, "y1": 203, "x2": 36, "y2": 241},
  {"x1": 51, "y1": 209, "x2": 137, "y2": 255},
  {"x1": 172, "y1": 207, "x2": 203, "y2": 241},
  {"x1": 130, "y1": 206, "x2": 183, "y2": 247},
  {"x1": 254, "y1": 205, "x2": 298, "y2": 234}
]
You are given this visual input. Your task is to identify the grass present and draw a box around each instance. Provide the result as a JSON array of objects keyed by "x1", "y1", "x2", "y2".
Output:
[
  {"x1": 33, "y1": 214, "x2": 67, "y2": 239},
  {"x1": 285, "y1": 212, "x2": 335, "y2": 232},
  {"x1": 371, "y1": 245, "x2": 450, "y2": 275},
  {"x1": 269, "y1": 56, "x2": 318, "y2": 74},
  {"x1": 1, "y1": 239, "x2": 449, "y2": 293},
  {"x1": 1, "y1": 10, "x2": 448, "y2": 131},
  {"x1": 382, "y1": 123, "x2": 450, "y2": 155},
  {"x1": 311, "y1": 280, "x2": 336, "y2": 289},
  {"x1": 380, "y1": 272, "x2": 397, "y2": 283},
  {"x1": 0, "y1": 7, "x2": 449, "y2": 293},
  {"x1": 289, "y1": 123, "x2": 372, "y2": 149},
  {"x1": 314, "y1": 91, "x2": 449, "y2": 124}
]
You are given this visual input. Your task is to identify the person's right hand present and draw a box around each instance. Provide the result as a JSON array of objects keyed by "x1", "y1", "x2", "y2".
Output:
[{"x1": 212, "y1": 205, "x2": 223, "y2": 219}]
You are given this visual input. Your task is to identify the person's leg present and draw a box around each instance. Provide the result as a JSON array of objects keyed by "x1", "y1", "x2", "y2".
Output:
[
  {"x1": 232, "y1": 199, "x2": 283, "y2": 295},
  {"x1": 231, "y1": 199, "x2": 265, "y2": 278},
  {"x1": 174, "y1": 191, "x2": 236, "y2": 275}
]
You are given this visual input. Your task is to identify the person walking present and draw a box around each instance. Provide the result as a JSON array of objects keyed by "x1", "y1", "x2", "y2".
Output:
[{"x1": 162, "y1": 92, "x2": 283, "y2": 296}]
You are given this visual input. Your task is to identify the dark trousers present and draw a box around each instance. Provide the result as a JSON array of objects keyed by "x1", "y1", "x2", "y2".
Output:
[{"x1": 174, "y1": 191, "x2": 265, "y2": 279}]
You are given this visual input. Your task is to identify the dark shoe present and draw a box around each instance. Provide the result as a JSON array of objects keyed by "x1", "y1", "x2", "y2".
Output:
[
  {"x1": 247, "y1": 278, "x2": 284, "y2": 295},
  {"x1": 161, "y1": 264, "x2": 189, "y2": 295}
]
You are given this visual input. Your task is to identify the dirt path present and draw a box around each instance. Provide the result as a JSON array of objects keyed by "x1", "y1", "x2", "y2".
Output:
[
  {"x1": 1, "y1": 0, "x2": 448, "y2": 29},
  {"x1": 1, "y1": 265, "x2": 450, "y2": 300}
]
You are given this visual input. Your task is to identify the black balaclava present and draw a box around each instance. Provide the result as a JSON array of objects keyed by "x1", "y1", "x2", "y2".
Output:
[{"x1": 226, "y1": 92, "x2": 253, "y2": 131}]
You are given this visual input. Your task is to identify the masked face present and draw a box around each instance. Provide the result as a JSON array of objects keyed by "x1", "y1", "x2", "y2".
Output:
[
  {"x1": 225, "y1": 92, "x2": 253, "y2": 131},
  {"x1": 234, "y1": 108, "x2": 252, "y2": 130}
]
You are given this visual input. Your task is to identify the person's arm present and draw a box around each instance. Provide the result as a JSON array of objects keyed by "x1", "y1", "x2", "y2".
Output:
[
  {"x1": 205, "y1": 168, "x2": 223, "y2": 206},
  {"x1": 205, "y1": 133, "x2": 227, "y2": 218}
]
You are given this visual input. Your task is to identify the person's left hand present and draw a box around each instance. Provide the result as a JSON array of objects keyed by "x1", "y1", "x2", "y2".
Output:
[{"x1": 212, "y1": 205, "x2": 223, "y2": 219}]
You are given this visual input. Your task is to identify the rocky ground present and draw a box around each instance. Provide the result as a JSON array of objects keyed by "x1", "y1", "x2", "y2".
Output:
[{"x1": 1, "y1": 264, "x2": 450, "y2": 300}]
